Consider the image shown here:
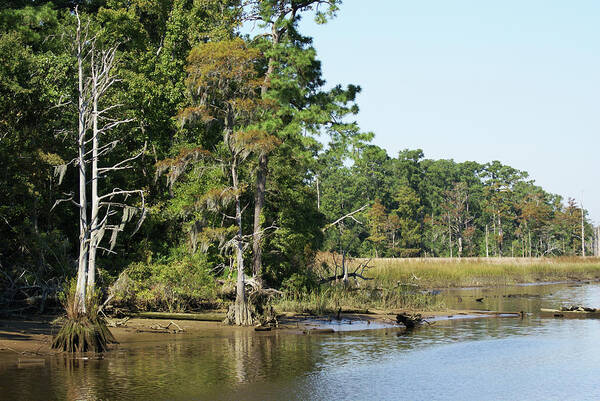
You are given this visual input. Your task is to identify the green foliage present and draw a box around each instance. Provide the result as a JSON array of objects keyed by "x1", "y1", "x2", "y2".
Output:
[
  {"x1": 1, "y1": 0, "x2": 597, "y2": 320},
  {"x1": 319, "y1": 143, "x2": 596, "y2": 259},
  {"x1": 119, "y1": 253, "x2": 218, "y2": 312},
  {"x1": 280, "y1": 272, "x2": 318, "y2": 298}
]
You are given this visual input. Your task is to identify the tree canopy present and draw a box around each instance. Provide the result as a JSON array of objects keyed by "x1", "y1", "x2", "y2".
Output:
[{"x1": 0, "y1": 0, "x2": 597, "y2": 317}]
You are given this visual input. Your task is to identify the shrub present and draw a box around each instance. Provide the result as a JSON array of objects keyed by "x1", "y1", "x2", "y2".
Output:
[{"x1": 114, "y1": 253, "x2": 219, "y2": 312}]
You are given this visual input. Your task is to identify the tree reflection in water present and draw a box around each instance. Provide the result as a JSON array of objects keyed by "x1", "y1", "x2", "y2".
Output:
[{"x1": 2, "y1": 283, "x2": 600, "y2": 400}]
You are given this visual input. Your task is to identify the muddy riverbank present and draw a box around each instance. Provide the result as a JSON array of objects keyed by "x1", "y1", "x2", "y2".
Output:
[{"x1": 0, "y1": 308, "x2": 523, "y2": 356}]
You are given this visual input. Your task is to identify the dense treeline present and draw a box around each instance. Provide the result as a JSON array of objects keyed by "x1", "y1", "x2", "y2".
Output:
[
  {"x1": 0, "y1": 1, "x2": 597, "y2": 314},
  {"x1": 319, "y1": 146, "x2": 597, "y2": 260}
]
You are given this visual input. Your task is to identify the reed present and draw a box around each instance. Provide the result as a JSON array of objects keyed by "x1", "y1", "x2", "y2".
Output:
[
  {"x1": 367, "y1": 257, "x2": 600, "y2": 288},
  {"x1": 275, "y1": 257, "x2": 600, "y2": 315},
  {"x1": 274, "y1": 285, "x2": 444, "y2": 315}
]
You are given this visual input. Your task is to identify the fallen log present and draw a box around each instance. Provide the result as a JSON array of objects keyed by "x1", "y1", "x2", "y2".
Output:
[
  {"x1": 470, "y1": 311, "x2": 522, "y2": 316},
  {"x1": 149, "y1": 321, "x2": 184, "y2": 333},
  {"x1": 540, "y1": 308, "x2": 600, "y2": 318},
  {"x1": 254, "y1": 326, "x2": 272, "y2": 332},
  {"x1": 106, "y1": 316, "x2": 130, "y2": 328},
  {"x1": 303, "y1": 328, "x2": 335, "y2": 334},
  {"x1": 131, "y1": 312, "x2": 225, "y2": 322},
  {"x1": 319, "y1": 272, "x2": 373, "y2": 284}
]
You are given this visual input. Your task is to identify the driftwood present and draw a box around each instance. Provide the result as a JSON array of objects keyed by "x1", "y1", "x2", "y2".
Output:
[
  {"x1": 132, "y1": 311, "x2": 225, "y2": 321},
  {"x1": 303, "y1": 328, "x2": 335, "y2": 334},
  {"x1": 106, "y1": 316, "x2": 130, "y2": 328},
  {"x1": 320, "y1": 272, "x2": 373, "y2": 284},
  {"x1": 319, "y1": 257, "x2": 373, "y2": 284},
  {"x1": 148, "y1": 321, "x2": 184, "y2": 333},
  {"x1": 254, "y1": 326, "x2": 271, "y2": 331},
  {"x1": 560, "y1": 305, "x2": 597, "y2": 312},
  {"x1": 396, "y1": 313, "x2": 425, "y2": 329},
  {"x1": 0, "y1": 268, "x2": 59, "y2": 313}
]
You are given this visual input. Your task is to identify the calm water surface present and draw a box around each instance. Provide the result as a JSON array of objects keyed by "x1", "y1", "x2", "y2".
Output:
[{"x1": 2, "y1": 283, "x2": 600, "y2": 400}]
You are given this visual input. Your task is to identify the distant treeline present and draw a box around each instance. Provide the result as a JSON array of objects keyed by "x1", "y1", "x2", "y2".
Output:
[
  {"x1": 319, "y1": 146, "x2": 597, "y2": 259},
  {"x1": 0, "y1": 1, "x2": 597, "y2": 303}
]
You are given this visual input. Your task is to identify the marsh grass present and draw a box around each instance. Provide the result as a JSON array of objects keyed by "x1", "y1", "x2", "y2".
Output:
[
  {"x1": 275, "y1": 257, "x2": 600, "y2": 315},
  {"x1": 274, "y1": 285, "x2": 444, "y2": 315},
  {"x1": 368, "y1": 257, "x2": 600, "y2": 288}
]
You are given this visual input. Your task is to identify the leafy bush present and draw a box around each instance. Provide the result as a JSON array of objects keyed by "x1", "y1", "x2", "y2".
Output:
[
  {"x1": 280, "y1": 272, "x2": 319, "y2": 298},
  {"x1": 114, "y1": 253, "x2": 219, "y2": 312}
]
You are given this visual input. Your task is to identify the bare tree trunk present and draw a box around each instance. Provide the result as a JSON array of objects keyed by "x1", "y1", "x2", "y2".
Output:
[
  {"x1": 251, "y1": 25, "x2": 281, "y2": 286},
  {"x1": 594, "y1": 226, "x2": 600, "y2": 257},
  {"x1": 316, "y1": 176, "x2": 320, "y2": 210},
  {"x1": 342, "y1": 249, "x2": 348, "y2": 285},
  {"x1": 58, "y1": 9, "x2": 143, "y2": 318},
  {"x1": 448, "y1": 213, "x2": 452, "y2": 258},
  {"x1": 485, "y1": 224, "x2": 489, "y2": 258},
  {"x1": 492, "y1": 216, "x2": 497, "y2": 257},
  {"x1": 232, "y1": 159, "x2": 251, "y2": 326},
  {"x1": 251, "y1": 153, "x2": 267, "y2": 284},
  {"x1": 87, "y1": 53, "x2": 99, "y2": 292},
  {"x1": 75, "y1": 15, "x2": 88, "y2": 314},
  {"x1": 497, "y1": 215, "x2": 503, "y2": 257}
]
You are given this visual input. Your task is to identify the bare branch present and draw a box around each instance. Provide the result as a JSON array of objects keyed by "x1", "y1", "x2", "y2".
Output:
[
  {"x1": 98, "y1": 189, "x2": 144, "y2": 201},
  {"x1": 98, "y1": 142, "x2": 146, "y2": 173},
  {"x1": 323, "y1": 204, "x2": 369, "y2": 232},
  {"x1": 51, "y1": 193, "x2": 80, "y2": 211}
]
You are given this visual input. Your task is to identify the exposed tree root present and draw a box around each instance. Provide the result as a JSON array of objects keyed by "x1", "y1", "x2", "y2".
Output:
[
  {"x1": 50, "y1": 280, "x2": 116, "y2": 353},
  {"x1": 51, "y1": 316, "x2": 116, "y2": 353},
  {"x1": 223, "y1": 287, "x2": 279, "y2": 327}
]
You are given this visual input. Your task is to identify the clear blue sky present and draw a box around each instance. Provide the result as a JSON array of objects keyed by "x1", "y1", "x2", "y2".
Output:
[{"x1": 290, "y1": 0, "x2": 599, "y2": 222}]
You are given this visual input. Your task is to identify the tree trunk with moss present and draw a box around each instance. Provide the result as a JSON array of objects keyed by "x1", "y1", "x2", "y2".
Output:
[{"x1": 232, "y1": 157, "x2": 252, "y2": 326}]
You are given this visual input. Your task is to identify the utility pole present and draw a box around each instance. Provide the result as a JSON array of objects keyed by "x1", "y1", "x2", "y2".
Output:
[
  {"x1": 594, "y1": 225, "x2": 600, "y2": 257},
  {"x1": 581, "y1": 195, "x2": 585, "y2": 257}
]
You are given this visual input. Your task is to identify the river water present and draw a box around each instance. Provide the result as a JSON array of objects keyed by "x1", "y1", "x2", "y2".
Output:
[{"x1": 2, "y1": 283, "x2": 600, "y2": 400}]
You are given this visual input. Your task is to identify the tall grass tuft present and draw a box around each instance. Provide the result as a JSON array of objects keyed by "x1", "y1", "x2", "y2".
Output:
[{"x1": 51, "y1": 280, "x2": 116, "y2": 353}]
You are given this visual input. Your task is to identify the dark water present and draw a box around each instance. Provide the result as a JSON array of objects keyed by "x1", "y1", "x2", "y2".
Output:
[{"x1": 2, "y1": 283, "x2": 600, "y2": 401}]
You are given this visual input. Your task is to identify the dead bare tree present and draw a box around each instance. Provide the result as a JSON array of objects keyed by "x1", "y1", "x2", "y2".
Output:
[
  {"x1": 322, "y1": 204, "x2": 368, "y2": 285},
  {"x1": 54, "y1": 8, "x2": 144, "y2": 314},
  {"x1": 443, "y1": 183, "x2": 474, "y2": 258},
  {"x1": 319, "y1": 256, "x2": 373, "y2": 285}
]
